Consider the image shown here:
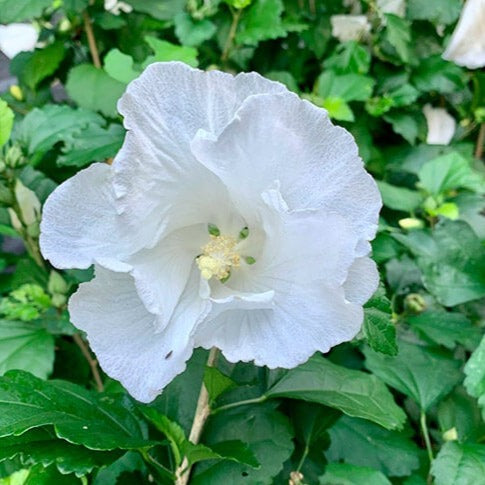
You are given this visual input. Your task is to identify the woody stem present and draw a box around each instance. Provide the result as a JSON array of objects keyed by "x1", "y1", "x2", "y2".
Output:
[{"x1": 175, "y1": 347, "x2": 219, "y2": 485}]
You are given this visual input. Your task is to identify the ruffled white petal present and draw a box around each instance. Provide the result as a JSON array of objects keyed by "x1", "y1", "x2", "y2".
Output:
[
  {"x1": 343, "y1": 257, "x2": 379, "y2": 304},
  {"x1": 0, "y1": 23, "x2": 38, "y2": 59},
  {"x1": 127, "y1": 224, "x2": 208, "y2": 330},
  {"x1": 195, "y1": 208, "x2": 364, "y2": 368},
  {"x1": 330, "y1": 15, "x2": 371, "y2": 42},
  {"x1": 69, "y1": 265, "x2": 210, "y2": 403},
  {"x1": 113, "y1": 62, "x2": 286, "y2": 241},
  {"x1": 195, "y1": 282, "x2": 363, "y2": 369},
  {"x1": 442, "y1": 0, "x2": 485, "y2": 69},
  {"x1": 191, "y1": 92, "x2": 381, "y2": 256},
  {"x1": 423, "y1": 104, "x2": 456, "y2": 145},
  {"x1": 40, "y1": 163, "x2": 142, "y2": 270}
]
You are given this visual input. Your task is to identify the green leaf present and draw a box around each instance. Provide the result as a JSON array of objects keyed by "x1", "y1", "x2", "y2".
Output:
[
  {"x1": 124, "y1": 0, "x2": 185, "y2": 20},
  {"x1": 174, "y1": 13, "x2": 216, "y2": 47},
  {"x1": 412, "y1": 55, "x2": 465, "y2": 94},
  {"x1": 15, "y1": 104, "x2": 104, "y2": 156},
  {"x1": 103, "y1": 49, "x2": 140, "y2": 84},
  {"x1": 11, "y1": 43, "x2": 65, "y2": 90},
  {"x1": 191, "y1": 404, "x2": 293, "y2": 485},
  {"x1": 464, "y1": 336, "x2": 485, "y2": 420},
  {"x1": 365, "y1": 96, "x2": 394, "y2": 116},
  {"x1": 23, "y1": 464, "x2": 79, "y2": 484},
  {"x1": 0, "y1": 469, "x2": 29, "y2": 484},
  {"x1": 0, "y1": 100, "x2": 14, "y2": 148},
  {"x1": 18, "y1": 166, "x2": 57, "y2": 204},
  {"x1": 151, "y1": 349, "x2": 207, "y2": 434},
  {"x1": 431, "y1": 442, "x2": 485, "y2": 485},
  {"x1": 143, "y1": 37, "x2": 198, "y2": 68},
  {"x1": 0, "y1": 370, "x2": 152, "y2": 450},
  {"x1": 62, "y1": 0, "x2": 89, "y2": 12},
  {"x1": 0, "y1": 428, "x2": 120, "y2": 477},
  {"x1": 324, "y1": 41, "x2": 371, "y2": 75},
  {"x1": 58, "y1": 124, "x2": 125, "y2": 168},
  {"x1": 316, "y1": 71, "x2": 374, "y2": 102},
  {"x1": 92, "y1": 451, "x2": 145, "y2": 485},
  {"x1": 384, "y1": 111, "x2": 421, "y2": 145},
  {"x1": 376, "y1": 181, "x2": 422, "y2": 212},
  {"x1": 236, "y1": 0, "x2": 288, "y2": 46},
  {"x1": 320, "y1": 463, "x2": 391, "y2": 485},
  {"x1": 384, "y1": 14, "x2": 411, "y2": 63},
  {"x1": 387, "y1": 84, "x2": 419, "y2": 107},
  {"x1": 139, "y1": 407, "x2": 184, "y2": 465},
  {"x1": 265, "y1": 71, "x2": 299, "y2": 92},
  {"x1": 407, "y1": 0, "x2": 461, "y2": 25},
  {"x1": 185, "y1": 440, "x2": 260, "y2": 468},
  {"x1": 394, "y1": 220, "x2": 485, "y2": 306},
  {"x1": 438, "y1": 387, "x2": 485, "y2": 443},
  {"x1": 292, "y1": 402, "x2": 340, "y2": 450},
  {"x1": 364, "y1": 341, "x2": 462, "y2": 411},
  {"x1": 372, "y1": 233, "x2": 402, "y2": 264},
  {"x1": 266, "y1": 354, "x2": 406, "y2": 430},
  {"x1": 325, "y1": 415, "x2": 420, "y2": 477},
  {"x1": 0, "y1": 0, "x2": 51, "y2": 22},
  {"x1": 321, "y1": 97, "x2": 354, "y2": 121},
  {"x1": 204, "y1": 367, "x2": 237, "y2": 402},
  {"x1": 455, "y1": 192, "x2": 485, "y2": 239},
  {"x1": 0, "y1": 321, "x2": 54, "y2": 379},
  {"x1": 66, "y1": 65, "x2": 126, "y2": 118},
  {"x1": 407, "y1": 311, "x2": 481, "y2": 351},
  {"x1": 418, "y1": 152, "x2": 485, "y2": 196},
  {"x1": 363, "y1": 289, "x2": 398, "y2": 356},
  {"x1": 429, "y1": 202, "x2": 459, "y2": 220}
]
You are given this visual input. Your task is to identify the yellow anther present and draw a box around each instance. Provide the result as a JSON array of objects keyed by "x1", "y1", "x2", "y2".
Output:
[{"x1": 196, "y1": 234, "x2": 241, "y2": 281}]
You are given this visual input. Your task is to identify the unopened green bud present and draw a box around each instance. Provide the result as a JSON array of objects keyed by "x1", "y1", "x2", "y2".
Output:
[
  {"x1": 51, "y1": 293, "x2": 67, "y2": 308},
  {"x1": 58, "y1": 17, "x2": 71, "y2": 33},
  {"x1": 475, "y1": 107, "x2": 485, "y2": 123},
  {"x1": 443, "y1": 427, "x2": 458, "y2": 442},
  {"x1": 9, "y1": 85, "x2": 23, "y2": 101},
  {"x1": 423, "y1": 196, "x2": 437, "y2": 212},
  {"x1": 48, "y1": 270, "x2": 69, "y2": 295},
  {"x1": 404, "y1": 293, "x2": 427, "y2": 314},
  {"x1": 398, "y1": 217, "x2": 425, "y2": 230},
  {"x1": 5, "y1": 145, "x2": 24, "y2": 168}
]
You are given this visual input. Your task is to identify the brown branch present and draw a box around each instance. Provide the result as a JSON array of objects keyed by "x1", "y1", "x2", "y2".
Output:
[
  {"x1": 73, "y1": 333, "x2": 104, "y2": 392},
  {"x1": 83, "y1": 11, "x2": 101, "y2": 68}
]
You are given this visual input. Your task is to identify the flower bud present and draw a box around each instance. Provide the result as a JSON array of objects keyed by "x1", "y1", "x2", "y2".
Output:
[
  {"x1": 48, "y1": 270, "x2": 69, "y2": 296},
  {"x1": 398, "y1": 217, "x2": 425, "y2": 230},
  {"x1": 404, "y1": 293, "x2": 427, "y2": 314},
  {"x1": 9, "y1": 85, "x2": 23, "y2": 101},
  {"x1": 5, "y1": 145, "x2": 24, "y2": 168},
  {"x1": 443, "y1": 427, "x2": 458, "y2": 442}
]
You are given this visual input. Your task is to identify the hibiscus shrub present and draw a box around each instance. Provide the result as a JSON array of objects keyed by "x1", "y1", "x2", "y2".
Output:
[{"x1": 0, "y1": 0, "x2": 484, "y2": 484}]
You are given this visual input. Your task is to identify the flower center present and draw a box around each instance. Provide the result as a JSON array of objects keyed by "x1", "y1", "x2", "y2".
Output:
[{"x1": 197, "y1": 234, "x2": 241, "y2": 281}]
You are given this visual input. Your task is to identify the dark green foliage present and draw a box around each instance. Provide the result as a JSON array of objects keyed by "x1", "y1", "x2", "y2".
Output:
[{"x1": 0, "y1": 0, "x2": 483, "y2": 483}]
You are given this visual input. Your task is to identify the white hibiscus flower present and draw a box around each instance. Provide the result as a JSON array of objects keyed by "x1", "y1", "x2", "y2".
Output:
[
  {"x1": 330, "y1": 15, "x2": 371, "y2": 42},
  {"x1": 104, "y1": 0, "x2": 133, "y2": 15},
  {"x1": 0, "y1": 23, "x2": 38, "y2": 59},
  {"x1": 423, "y1": 104, "x2": 456, "y2": 145},
  {"x1": 40, "y1": 62, "x2": 381, "y2": 403},
  {"x1": 442, "y1": 0, "x2": 485, "y2": 69}
]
